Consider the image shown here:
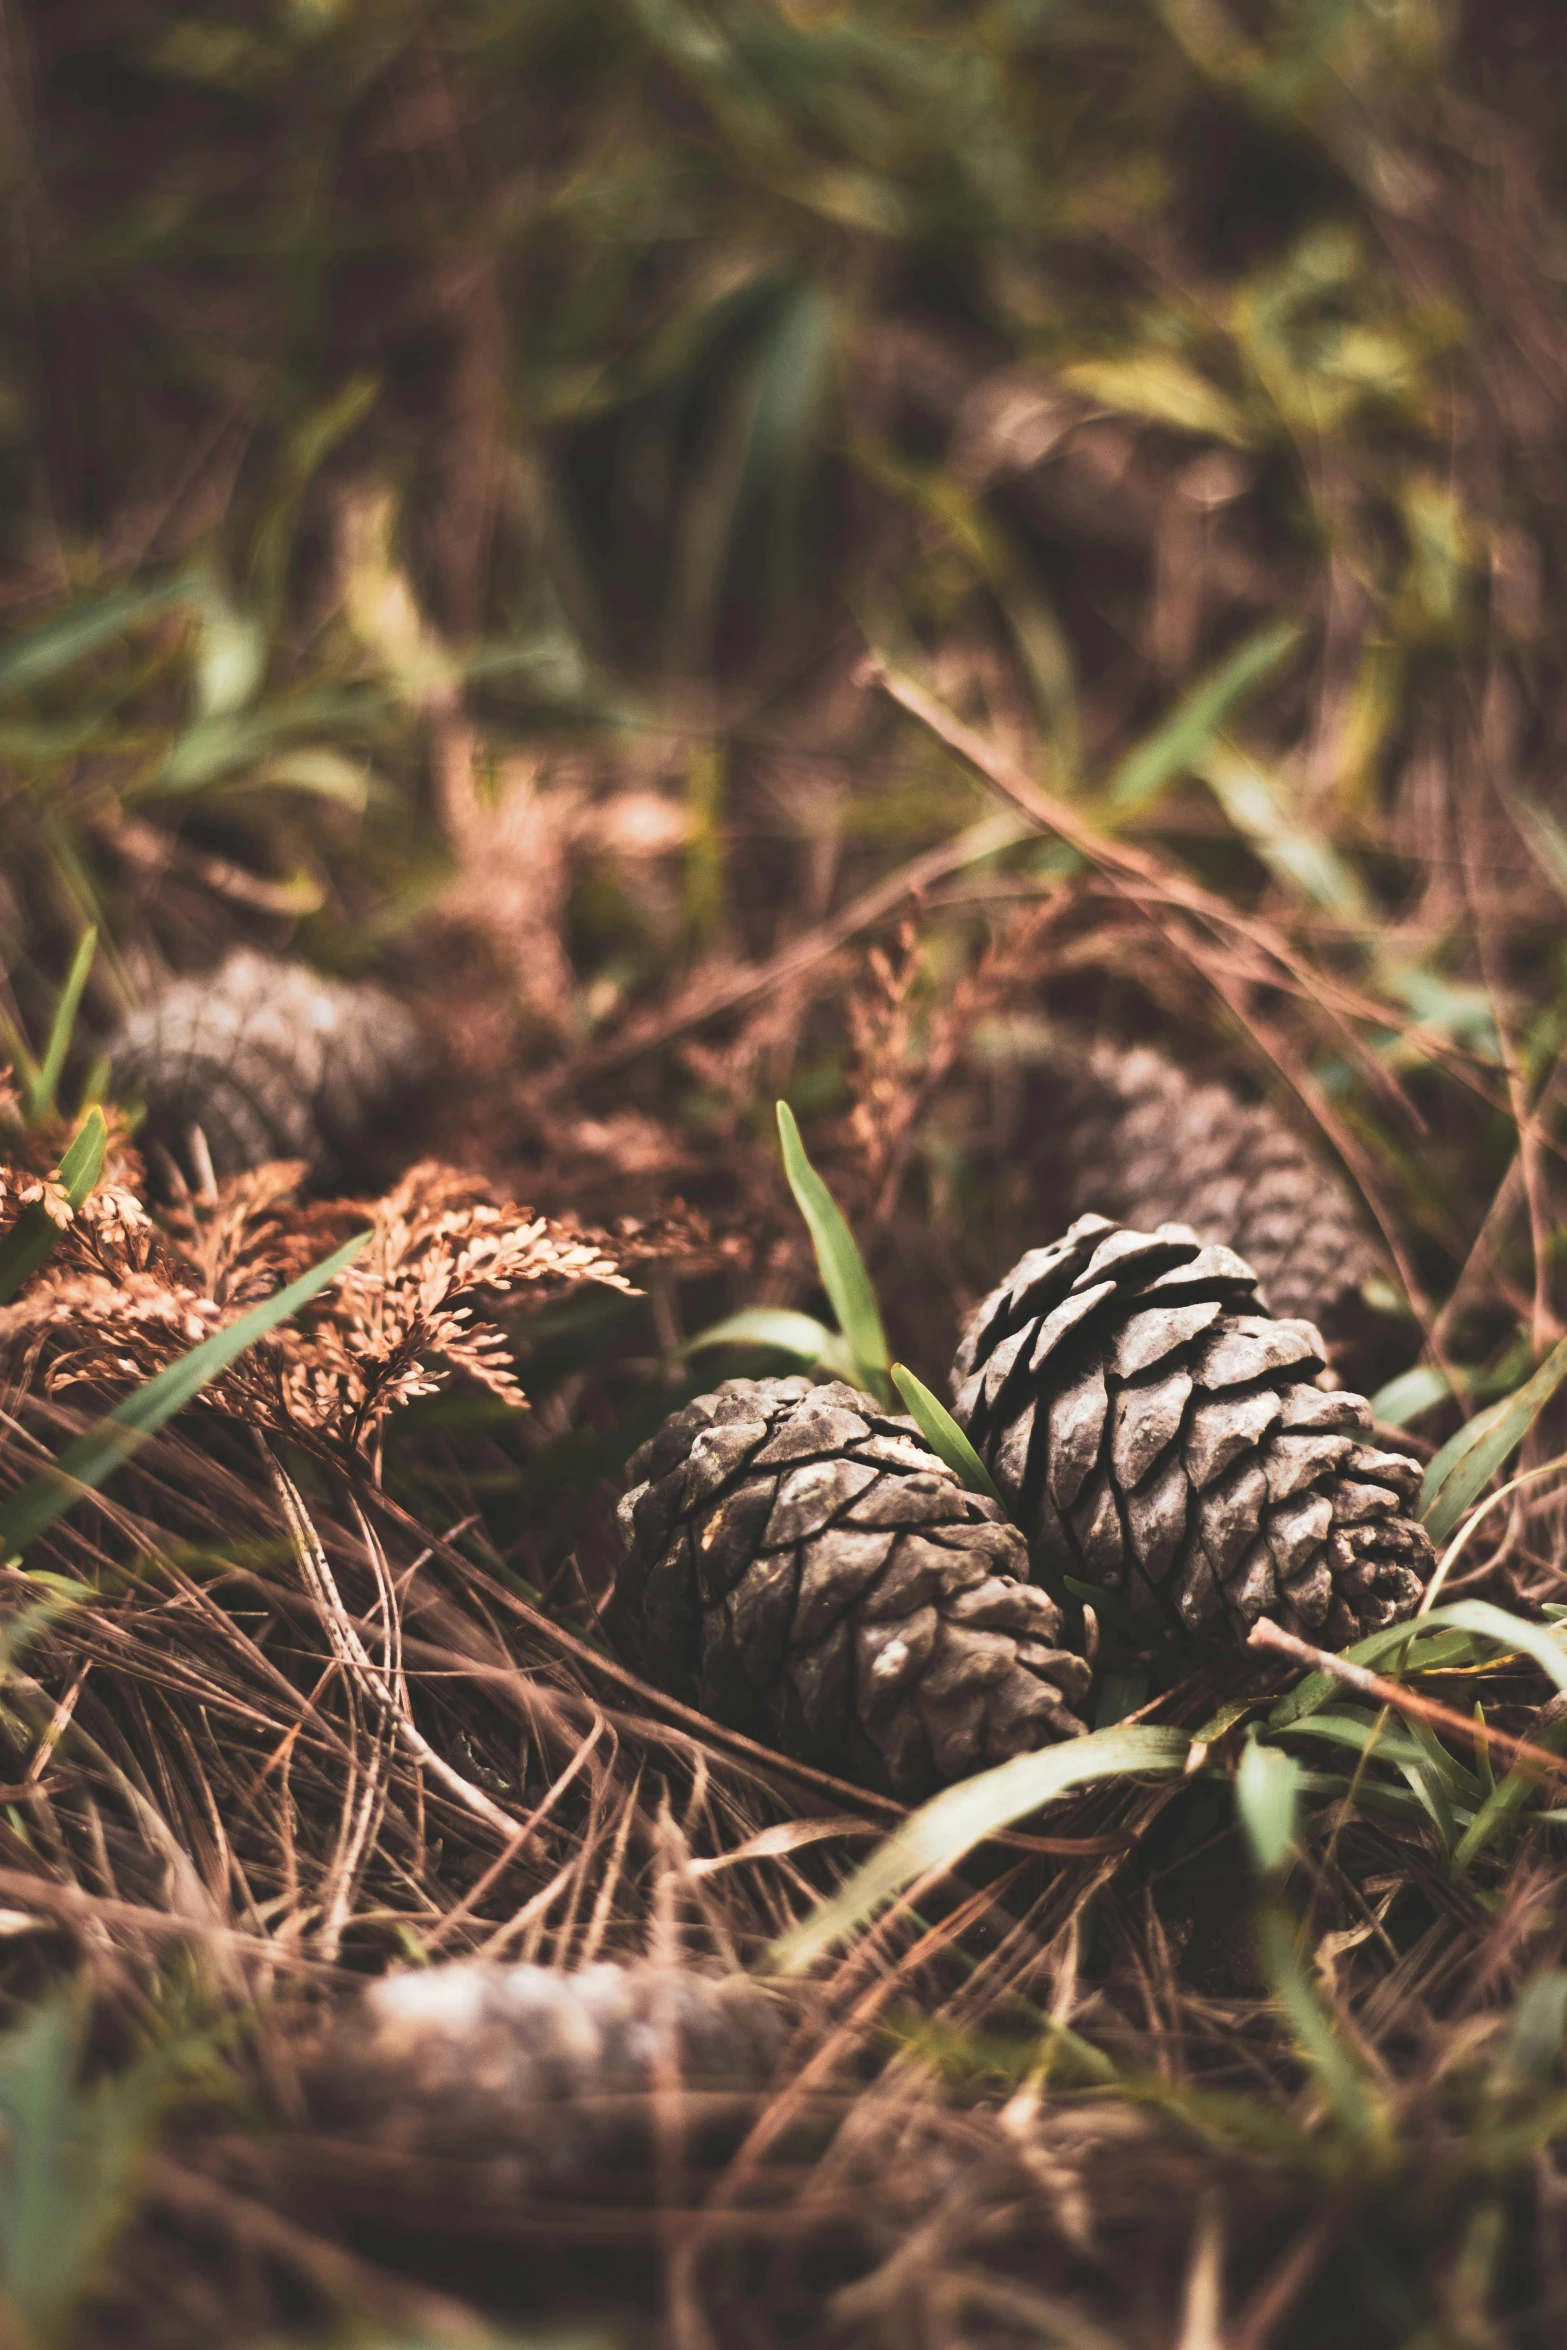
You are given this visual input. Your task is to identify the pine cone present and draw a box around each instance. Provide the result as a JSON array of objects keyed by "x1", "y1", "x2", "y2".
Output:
[
  {"x1": 951, "y1": 1215, "x2": 1432, "y2": 1649},
  {"x1": 1011, "y1": 1040, "x2": 1383, "y2": 1347},
  {"x1": 316, "y1": 1961, "x2": 784, "y2": 2177},
  {"x1": 614, "y1": 1376, "x2": 1091, "y2": 1798},
  {"x1": 108, "y1": 950, "x2": 424, "y2": 1184}
]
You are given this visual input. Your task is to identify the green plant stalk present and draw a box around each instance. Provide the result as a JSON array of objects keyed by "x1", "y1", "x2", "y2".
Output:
[
  {"x1": 775, "y1": 1100, "x2": 892, "y2": 1402},
  {"x1": 1421, "y1": 1334, "x2": 1567, "y2": 1544},
  {"x1": 890, "y1": 1362, "x2": 1000, "y2": 1498},
  {"x1": 26, "y1": 927, "x2": 97, "y2": 1124},
  {"x1": 771, "y1": 1724, "x2": 1189, "y2": 1973}
]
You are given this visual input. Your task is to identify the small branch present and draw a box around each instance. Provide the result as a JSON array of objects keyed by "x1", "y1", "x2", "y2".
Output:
[{"x1": 1247, "y1": 1617, "x2": 1567, "y2": 1785}]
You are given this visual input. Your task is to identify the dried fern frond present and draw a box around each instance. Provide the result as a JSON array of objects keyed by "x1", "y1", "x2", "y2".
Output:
[{"x1": 0, "y1": 1153, "x2": 636, "y2": 1452}]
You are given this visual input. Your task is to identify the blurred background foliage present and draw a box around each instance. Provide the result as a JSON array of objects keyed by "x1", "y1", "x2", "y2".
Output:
[
  {"x1": 2, "y1": 0, "x2": 1566, "y2": 1422},
  {"x1": 1, "y1": 0, "x2": 1561, "y2": 992}
]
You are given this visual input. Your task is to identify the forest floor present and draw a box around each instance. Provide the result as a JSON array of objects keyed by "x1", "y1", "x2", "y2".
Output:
[{"x1": 3, "y1": 3, "x2": 1567, "y2": 2344}]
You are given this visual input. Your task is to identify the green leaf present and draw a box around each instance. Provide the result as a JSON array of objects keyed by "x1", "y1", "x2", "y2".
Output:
[
  {"x1": 1432, "y1": 1600, "x2": 1567, "y2": 1696},
  {"x1": 1453, "y1": 1719, "x2": 1567, "y2": 1876},
  {"x1": 1369, "y1": 1362, "x2": 1453, "y2": 1427},
  {"x1": 890, "y1": 1363, "x2": 999, "y2": 1499},
  {"x1": 1421, "y1": 1337, "x2": 1567, "y2": 1543},
  {"x1": 26, "y1": 927, "x2": 97, "y2": 1124},
  {"x1": 770, "y1": 1724, "x2": 1189, "y2": 1974},
  {"x1": 0, "y1": 1994, "x2": 162, "y2": 2337},
  {"x1": 1281, "y1": 1715, "x2": 1456, "y2": 1839},
  {"x1": 1093, "y1": 1667, "x2": 1148, "y2": 1728},
  {"x1": 0, "y1": 1231, "x2": 367, "y2": 1560},
  {"x1": 1504, "y1": 788, "x2": 1567, "y2": 912},
  {"x1": 193, "y1": 593, "x2": 265, "y2": 718},
  {"x1": 1268, "y1": 1620, "x2": 1425, "y2": 1729},
  {"x1": 0, "y1": 575, "x2": 200, "y2": 699},
  {"x1": 1269, "y1": 1602, "x2": 1567, "y2": 1740},
  {"x1": 1202, "y1": 743, "x2": 1366, "y2": 914},
  {"x1": 1495, "y1": 1971, "x2": 1567, "y2": 2093},
  {"x1": 1058, "y1": 352, "x2": 1254, "y2": 447},
  {"x1": 1104, "y1": 619, "x2": 1300, "y2": 816},
  {"x1": 1235, "y1": 1734, "x2": 1303, "y2": 1875},
  {"x1": 0, "y1": 1110, "x2": 108, "y2": 1307},
  {"x1": 775, "y1": 1101, "x2": 891, "y2": 1403},
  {"x1": 680, "y1": 1306, "x2": 860, "y2": 1382},
  {"x1": 1255, "y1": 1908, "x2": 1376, "y2": 2142}
]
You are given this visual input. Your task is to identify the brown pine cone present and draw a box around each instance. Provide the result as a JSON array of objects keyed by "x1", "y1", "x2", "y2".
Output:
[
  {"x1": 951, "y1": 1215, "x2": 1432, "y2": 1649},
  {"x1": 316, "y1": 1961, "x2": 785, "y2": 2179},
  {"x1": 614, "y1": 1376, "x2": 1091, "y2": 1798},
  {"x1": 1004, "y1": 1039, "x2": 1384, "y2": 1350},
  {"x1": 108, "y1": 950, "x2": 424, "y2": 1184}
]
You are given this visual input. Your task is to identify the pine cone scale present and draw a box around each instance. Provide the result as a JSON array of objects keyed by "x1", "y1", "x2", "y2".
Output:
[
  {"x1": 952, "y1": 1215, "x2": 1433, "y2": 1647},
  {"x1": 615, "y1": 1376, "x2": 1092, "y2": 1797}
]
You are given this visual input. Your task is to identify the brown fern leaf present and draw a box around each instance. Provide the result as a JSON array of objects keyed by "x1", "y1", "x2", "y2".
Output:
[{"x1": 0, "y1": 1153, "x2": 635, "y2": 1452}]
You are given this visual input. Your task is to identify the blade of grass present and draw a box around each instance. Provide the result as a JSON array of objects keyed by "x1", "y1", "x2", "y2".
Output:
[
  {"x1": 1235, "y1": 1733, "x2": 1304, "y2": 1875},
  {"x1": 0, "y1": 1231, "x2": 368, "y2": 1560},
  {"x1": 25, "y1": 927, "x2": 97, "y2": 1124},
  {"x1": 1421, "y1": 1336, "x2": 1567, "y2": 1544},
  {"x1": 770, "y1": 1724, "x2": 1188, "y2": 1973},
  {"x1": 1103, "y1": 618, "x2": 1300, "y2": 815},
  {"x1": 0, "y1": 575, "x2": 200, "y2": 699},
  {"x1": 679, "y1": 1306, "x2": 860, "y2": 1382},
  {"x1": 775, "y1": 1101, "x2": 891, "y2": 1402},
  {"x1": 1453, "y1": 1719, "x2": 1567, "y2": 1875},
  {"x1": 1255, "y1": 1908, "x2": 1377, "y2": 2142},
  {"x1": 1270, "y1": 1620, "x2": 1501, "y2": 1730},
  {"x1": 1250, "y1": 1614, "x2": 1567, "y2": 1786},
  {"x1": 0, "y1": 1110, "x2": 108, "y2": 1306},
  {"x1": 890, "y1": 1363, "x2": 1000, "y2": 1498}
]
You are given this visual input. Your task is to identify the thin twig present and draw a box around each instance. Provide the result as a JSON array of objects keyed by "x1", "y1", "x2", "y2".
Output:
[
  {"x1": 1247, "y1": 1617, "x2": 1567, "y2": 1784},
  {"x1": 864, "y1": 651, "x2": 1466, "y2": 1330},
  {"x1": 546, "y1": 808, "x2": 1029, "y2": 1088}
]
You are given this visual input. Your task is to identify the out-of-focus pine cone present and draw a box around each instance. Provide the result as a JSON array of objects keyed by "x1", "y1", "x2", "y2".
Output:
[
  {"x1": 614, "y1": 1375, "x2": 1091, "y2": 1798},
  {"x1": 108, "y1": 950, "x2": 424, "y2": 1183},
  {"x1": 1012, "y1": 1040, "x2": 1384, "y2": 1348},
  {"x1": 316, "y1": 1961, "x2": 785, "y2": 2179},
  {"x1": 951, "y1": 1215, "x2": 1432, "y2": 1649}
]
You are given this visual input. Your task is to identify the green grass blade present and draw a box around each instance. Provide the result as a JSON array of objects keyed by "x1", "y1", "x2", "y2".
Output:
[
  {"x1": 0, "y1": 576, "x2": 200, "y2": 699},
  {"x1": 775, "y1": 1101, "x2": 891, "y2": 1402},
  {"x1": 1103, "y1": 618, "x2": 1300, "y2": 815},
  {"x1": 1255, "y1": 1908, "x2": 1376, "y2": 2142},
  {"x1": 1235, "y1": 1734, "x2": 1303, "y2": 1875},
  {"x1": 1428, "y1": 1600, "x2": 1567, "y2": 1696},
  {"x1": 1452, "y1": 1720, "x2": 1567, "y2": 1875},
  {"x1": 0, "y1": 1109, "x2": 108, "y2": 1306},
  {"x1": 680, "y1": 1306, "x2": 860, "y2": 1382},
  {"x1": 1495, "y1": 1971, "x2": 1567, "y2": 2093},
  {"x1": 770, "y1": 1724, "x2": 1189, "y2": 1973},
  {"x1": 1421, "y1": 1336, "x2": 1567, "y2": 1544},
  {"x1": 890, "y1": 1363, "x2": 1000, "y2": 1499},
  {"x1": 0, "y1": 1231, "x2": 367, "y2": 1560},
  {"x1": 25, "y1": 927, "x2": 97, "y2": 1124},
  {"x1": 1370, "y1": 1363, "x2": 1454, "y2": 1427},
  {"x1": 1268, "y1": 1621, "x2": 1493, "y2": 1730}
]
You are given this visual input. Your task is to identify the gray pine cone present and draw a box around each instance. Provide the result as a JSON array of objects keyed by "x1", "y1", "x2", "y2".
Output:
[
  {"x1": 614, "y1": 1376, "x2": 1091, "y2": 1798},
  {"x1": 1007, "y1": 1040, "x2": 1384, "y2": 1346},
  {"x1": 108, "y1": 950, "x2": 424, "y2": 1183},
  {"x1": 951, "y1": 1215, "x2": 1432, "y2": 1649},
  {"x1": 317, "y1": 1961, "x2": 784, "y2": 2178}
]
